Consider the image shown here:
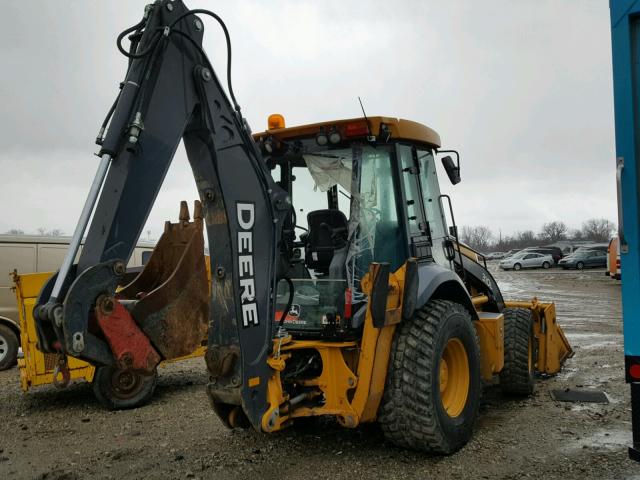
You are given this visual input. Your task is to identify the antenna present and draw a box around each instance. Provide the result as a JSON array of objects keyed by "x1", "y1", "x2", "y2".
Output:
[{"x1": 358, "y1": 96, "x2": 375, "y2": 141}]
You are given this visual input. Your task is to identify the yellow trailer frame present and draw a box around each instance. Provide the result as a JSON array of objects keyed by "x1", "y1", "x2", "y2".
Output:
[{"x1": 12, "y1": 271, "x2": 206, "y2": 393}]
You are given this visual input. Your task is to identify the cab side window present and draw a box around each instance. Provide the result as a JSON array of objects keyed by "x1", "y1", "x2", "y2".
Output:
[
  {"x1": 417, "y1": 150, "x2": 447, "y2": 242},
  {"x1": 397, "y1": 146, "x2": 425, "y2": 236}
]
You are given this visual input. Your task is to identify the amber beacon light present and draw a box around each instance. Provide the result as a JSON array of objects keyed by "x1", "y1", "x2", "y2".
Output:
[{"x1": 267, "y1": 114, "x2": 285, "y2": 130}]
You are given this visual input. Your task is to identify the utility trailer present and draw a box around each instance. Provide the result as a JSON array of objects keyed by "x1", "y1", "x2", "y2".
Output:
[{"x1": 12, "y1": 269, "x2": 207, "y2": 408}]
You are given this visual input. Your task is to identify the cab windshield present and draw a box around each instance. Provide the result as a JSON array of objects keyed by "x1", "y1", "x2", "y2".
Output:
[
  {"x1": 266, "y1": 139, "x2": 444, "y2": 333},
  {"x1": 290, "y1": 144, "x2": 402, "y2": 286}
]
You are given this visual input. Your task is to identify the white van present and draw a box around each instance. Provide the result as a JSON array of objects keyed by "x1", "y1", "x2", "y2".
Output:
[{"x1": 0, "y1": 235, "x2": 154, "y2": 370}]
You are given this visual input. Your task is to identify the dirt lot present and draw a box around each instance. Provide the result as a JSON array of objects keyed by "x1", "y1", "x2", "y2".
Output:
[{"x1": 0, "y1": 266, "x2": 636, "y2": 480}]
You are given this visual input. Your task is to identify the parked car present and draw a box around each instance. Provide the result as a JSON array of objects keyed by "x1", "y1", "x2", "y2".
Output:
[
  {"x1": 504, "y1": 249, "x2": 522, "y2": 258},
  {"x1": 573, "y1": 244, "x2": 609, "y2": 255},
  {"x1": 558, "y1": 249, "x2": 607, "y2": 270},
  {"x1": 499, "y1": 252, "x2": 554, "y2": 271},
  {"x1": 485, "y1": 251, "x2": 507, "y2": 260},
  {"x1": 522, "y1": 246, "x2": 563, "y2": 264},
  {"x1": 555, "y1": 242, "x2": 596, "y2": 255}
]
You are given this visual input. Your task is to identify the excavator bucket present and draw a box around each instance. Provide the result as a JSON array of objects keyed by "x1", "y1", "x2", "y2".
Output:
[
  {"x1": 118, "y1": 200, "x2": 209, "y2": 360},
  {"x1": 505, "y1": 299, "x2": 574, "y2": 374}
]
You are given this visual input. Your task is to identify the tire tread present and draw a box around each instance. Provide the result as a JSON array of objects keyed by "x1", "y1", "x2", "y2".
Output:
[
  {"x1": 500, "y1": 308, "x2": 535, "y2": 396},
  {"x1": 0, "y1": 324, "x2": 19, "y2": 371},
  {"x1": 379, "y1": 299, "x2": 480, "y2": 453}
]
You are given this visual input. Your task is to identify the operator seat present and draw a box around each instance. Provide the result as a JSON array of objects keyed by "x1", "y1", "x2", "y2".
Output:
[{"x1": 305, "y1": 209, "x2": 348, "y2": 276}]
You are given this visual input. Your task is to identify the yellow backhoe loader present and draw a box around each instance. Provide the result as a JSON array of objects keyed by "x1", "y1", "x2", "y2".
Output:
[{"x1": 31, "y1": 1, "x2": 572, "y2": 453}]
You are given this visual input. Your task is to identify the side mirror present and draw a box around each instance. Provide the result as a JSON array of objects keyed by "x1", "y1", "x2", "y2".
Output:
[{"x1": 441, "y1": 155, "x2": 461, "y2": 185}]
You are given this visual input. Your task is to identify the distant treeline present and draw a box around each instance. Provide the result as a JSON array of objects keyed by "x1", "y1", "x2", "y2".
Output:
[
  {"x1": 460, "y1": 219, "x2": 616, "y2": 252},
  {"x1": 4, "y1": 228, "x2": 64, "y2": 236}
]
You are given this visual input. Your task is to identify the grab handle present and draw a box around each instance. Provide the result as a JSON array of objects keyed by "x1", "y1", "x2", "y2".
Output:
[{"x1": 616, "y1": 156, "x2": 628, "y2": 253}]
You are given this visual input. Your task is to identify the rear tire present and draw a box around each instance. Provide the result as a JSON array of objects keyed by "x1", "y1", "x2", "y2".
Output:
[
  {"x1": 0, "y1": 324, "x2": 18, "y2": 371},
  {"x1": 379, "y1": 299, "x2": 481, "y2": 454},
  {"x1": 513, "y1": 263, "x2": 522, "y2": 271},
  {"x1": 93, "y1": 366, "x2": 157, "y2": 410},
  {"x1": 500, "y1": 308, "x2": 535, "y2": 396}
]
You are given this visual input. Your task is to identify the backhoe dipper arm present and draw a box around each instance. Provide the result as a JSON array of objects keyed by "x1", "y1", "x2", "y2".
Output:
[{"x1": 34, "y1": 0, "x2": 290, "y2": 429}]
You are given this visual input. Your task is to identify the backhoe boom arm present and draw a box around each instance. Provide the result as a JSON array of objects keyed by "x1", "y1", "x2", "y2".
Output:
[{"x1": 34, "y1": 0, "x2": 289, "y2": 429}]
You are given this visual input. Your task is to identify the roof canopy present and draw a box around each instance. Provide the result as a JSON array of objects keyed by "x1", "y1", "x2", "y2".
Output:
[{"x1": 253, "y1": 116, "x2": 441, "y2": 148}]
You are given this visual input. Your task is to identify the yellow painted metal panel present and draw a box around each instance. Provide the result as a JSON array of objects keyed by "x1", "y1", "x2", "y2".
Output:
[{"x1": 474, "y1": 312, "x2": 505, "y2": 380}]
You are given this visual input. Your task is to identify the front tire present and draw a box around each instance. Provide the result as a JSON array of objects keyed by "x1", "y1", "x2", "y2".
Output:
[
  {"x1": 0, "y1": 324, "x2": 19, "y2": 371},
  {"x1": 542, "y1": 261, "x2": 550, "y2": 269},
  {"x1": 513, "y1": 263, "x2": 522, "y2": 271},
  {"x1": 93, "y1": 366, "x2": 157, "y2": 410},
  {"x1": 379, "y1": 299, "x2": 481, "y2": 454},
  {"x1": 500, "y1": 308, "x2": 535, "y2": 396},
  {"x1": 576, "y1": 261, "x2": 584, "y2": 270}
]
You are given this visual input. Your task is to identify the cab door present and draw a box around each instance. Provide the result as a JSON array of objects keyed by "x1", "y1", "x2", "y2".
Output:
[
  {"x1": 396, "y1": 144, "x2": 451, "y2": 267},
  {"x1": 416, "y1": 148, "x2": 450, "y2": 267},
  {"x1": 396, "y1": 144, "x2": 432, "y2": 262}
]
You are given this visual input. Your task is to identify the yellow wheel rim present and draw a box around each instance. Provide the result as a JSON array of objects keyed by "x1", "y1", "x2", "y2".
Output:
[
  {"x1": 439, "y1": 338, "x2": 470, "y2": 418},
  {"x1": 528, "y1": 335, "x2": 533, "y2": 372}
]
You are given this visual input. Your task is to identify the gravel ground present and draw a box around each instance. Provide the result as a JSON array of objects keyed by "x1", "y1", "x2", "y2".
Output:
[{"x1": 0, "y1": 266, "x2": 637, "y2": 479}]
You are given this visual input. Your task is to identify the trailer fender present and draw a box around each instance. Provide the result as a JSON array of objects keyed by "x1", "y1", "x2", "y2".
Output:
[{"x1": 0, "y1": 316, "x2": 20, "y2": 337}]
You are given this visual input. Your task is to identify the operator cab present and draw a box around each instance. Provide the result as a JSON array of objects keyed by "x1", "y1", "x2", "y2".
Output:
[{"x1": 255, "y1": 116, "x2": 452, "y2": 339}]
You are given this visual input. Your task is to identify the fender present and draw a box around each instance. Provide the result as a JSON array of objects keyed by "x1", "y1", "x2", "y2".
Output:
[
  {"x1": 0, "y1": 316, "x2": 21, "y2": 338},
  {"x1": 416, "y1": 262, "x2": 478, "y2": 320}
]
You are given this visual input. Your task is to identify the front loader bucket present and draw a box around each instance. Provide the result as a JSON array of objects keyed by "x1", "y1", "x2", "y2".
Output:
[
  {"x1": 505, "y1": 299, "x2": 574, "y2": 374},
  {"x1": 118, "y1": 201, "x2": 209, "y2": 360}
]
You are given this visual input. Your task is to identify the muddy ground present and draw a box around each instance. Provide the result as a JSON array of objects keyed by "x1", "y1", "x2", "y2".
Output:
[{"x1": 1, "y1": 265, "x2": 636, "y2": 479}]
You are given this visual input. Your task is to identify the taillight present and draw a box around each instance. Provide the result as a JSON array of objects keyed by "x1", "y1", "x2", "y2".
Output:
[
  {"x1": 343, "y1": 121, "x2": 370, "y2": 137},
  {"x1": 630, "y1": 364, "x2": 640, "y2": 380}
]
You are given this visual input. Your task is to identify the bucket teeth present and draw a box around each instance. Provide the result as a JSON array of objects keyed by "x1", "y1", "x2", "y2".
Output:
[
  {"x1": 179, "y1": 200, "x2": 190, "y2": 223},
  {"x1": 194, "y1": 200, "x2": 203, "y2": 221}
]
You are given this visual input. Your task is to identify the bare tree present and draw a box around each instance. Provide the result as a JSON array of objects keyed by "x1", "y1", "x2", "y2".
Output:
[
  {"x1": 517, "y1": 230, "x2": 536, "y2": 244},
  {"x1": 570, "y1": 229, "x2": 584, "y2": 241},
  {"x1": 5, "y1": 228, "x2": 24, "y2": 235},
  {"x1": 581, "y1": 218, "x2": 615, "y2": 243},
  {"x1": 36, "y1": 228, "x2": 64, "y2": 236},
  {"x1": 540, "y1": 221, "x2": 568, "y2": 243},
  {"x1": 460, "y1": 226, "x2": 493, "y2": 252}
]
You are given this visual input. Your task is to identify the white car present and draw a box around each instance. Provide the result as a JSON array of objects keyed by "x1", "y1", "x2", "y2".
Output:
[{"x1": 499, "y1": 252, "x2": 553, "y2": 271}]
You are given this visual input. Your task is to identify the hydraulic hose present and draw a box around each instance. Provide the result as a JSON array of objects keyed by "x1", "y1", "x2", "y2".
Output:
[
  {"x1": 278, "y1": 277, "x2": 295, "y2": 330},
  {"x1": 168, "y1": 9, "x2": 240, "y2": 112}
]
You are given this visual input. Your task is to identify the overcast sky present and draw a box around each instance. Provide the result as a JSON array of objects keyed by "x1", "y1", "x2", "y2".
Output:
[{"x1": 0, "y1": 0, "x2": 615, "y2": 241}]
